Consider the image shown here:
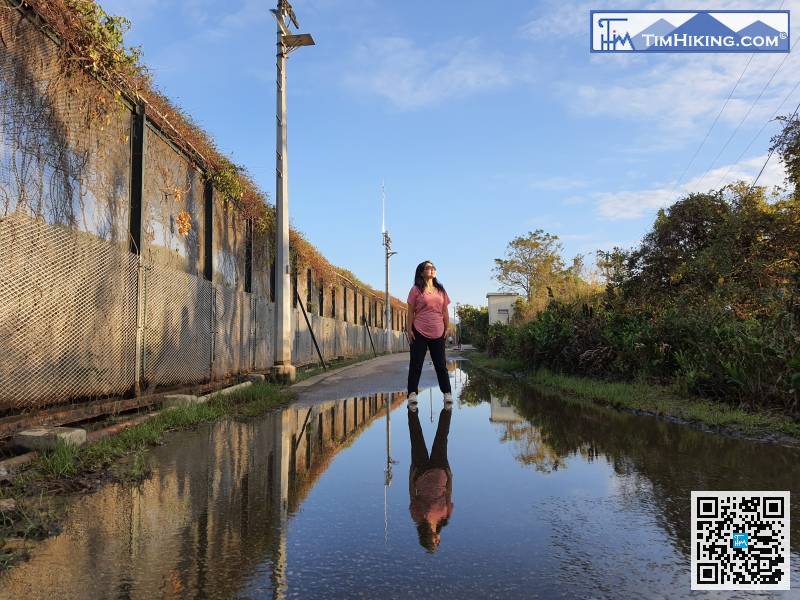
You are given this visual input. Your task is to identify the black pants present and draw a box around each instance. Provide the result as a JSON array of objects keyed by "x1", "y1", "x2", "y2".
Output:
[
  {"x1": 407, "y1": 326, "x2": 451, "y2": 395},
  {"x1": 408, "y1": 408, "x2": 451, "y2": 472}
]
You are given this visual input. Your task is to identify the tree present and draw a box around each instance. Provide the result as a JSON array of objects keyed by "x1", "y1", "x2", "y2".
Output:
[
  {"x1": 456, "y1": 304, "x2": 489, "y2": 348},
  {"x1": 596, "y1": 247, "x2": 630, "y2": 288},
  {"x1": 493, "y1": 230, "x2": 564, "y2": 302}
]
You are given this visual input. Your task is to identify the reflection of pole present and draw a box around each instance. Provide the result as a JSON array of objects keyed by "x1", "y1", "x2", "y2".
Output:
[
  {"x1": 385, "y1": 394, "x2": 393, "y2": 478},
  {"x1": 383, "y1": 394, "x2": 393, "y2": 544},
  {"x1": 429, "y1": 387, "x2": 433, "y2": 423},
  {"x1": 272, "y1": 407, "x2": 291, "y2": 599}
]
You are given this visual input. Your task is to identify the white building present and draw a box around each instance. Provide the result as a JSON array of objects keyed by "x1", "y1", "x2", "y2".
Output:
[{"x1": 486, "y1": 292, "x2": 520, "y2": 325}]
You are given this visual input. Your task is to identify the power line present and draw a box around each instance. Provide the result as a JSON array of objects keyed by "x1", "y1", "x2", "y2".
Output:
[
  {"x1": 696, "y1": 42, "x2": 796, "y2": 188},
  {"x1": 671, "y1": 0, "x2": 787, "y2": 196},
  {"x1": 714, "y1": 75, "x2": 800, "y2": 187},
  {"x1": 748, "y1": 96, "x2": 800, "y2": 192},
  {"x1": 671, "y1": 54, "x2": 755, "y2": 193}
]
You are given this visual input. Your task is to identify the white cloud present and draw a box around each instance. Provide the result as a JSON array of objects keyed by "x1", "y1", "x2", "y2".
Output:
[
  {"x1": 567, "y1": 51, "x2": 800, "y2": 137},
  {"x1": 593, "y1": 153, "x2": 789, "y2": 220},
  {"x1": 344, "y1": 37, "x2": 511, "y2": 110}
]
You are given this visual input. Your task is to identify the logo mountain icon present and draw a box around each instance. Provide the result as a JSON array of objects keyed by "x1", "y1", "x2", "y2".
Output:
[
  {"x1": 643, "y1": 12, "x2": 735, "y2": 52},
  {"x1": 632, "y1": 18, "x2": 676, "y2": 50},
  {"x1": 670, "y1": 12, "x2": 736, "y2": 37},
  {"x1": 735, "y1": 20, "x2": 788, "y2": 50},
  {"x1": 736, "y1": 20, "x2": 780, "y2": 38}
]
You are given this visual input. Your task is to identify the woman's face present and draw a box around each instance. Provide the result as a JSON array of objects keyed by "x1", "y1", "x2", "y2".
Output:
[{"x1": 422, "y1": 263, "x2": 436, "y2": 281}]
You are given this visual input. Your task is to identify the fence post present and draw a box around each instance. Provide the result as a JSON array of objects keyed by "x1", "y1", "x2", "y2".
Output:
[
  {"x1": 210, "y1": 286, "x2": 217, "y2": 380},
  {"x1": 129, "y1": 101, "x2": 146, "y2": 393},
  {"x1": 134, "y1": 256, "x2": 145, "y2": 393}
]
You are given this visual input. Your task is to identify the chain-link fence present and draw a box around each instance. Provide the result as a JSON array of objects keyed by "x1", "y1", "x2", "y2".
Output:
[
  {"x1": 0, "y1": 212, "x2": 139, "y2": 410},
  {"x1": 142, "y1": 264, "x2": 214, "y2": 389}
]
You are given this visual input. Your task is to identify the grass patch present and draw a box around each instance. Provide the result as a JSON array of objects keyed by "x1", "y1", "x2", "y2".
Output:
[{"x1": 464, "y1": 351, "x2": 800, "y2": 441}]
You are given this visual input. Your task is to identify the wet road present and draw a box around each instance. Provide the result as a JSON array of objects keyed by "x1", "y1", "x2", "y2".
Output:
[
  {"x1": 1, "y1": 359, "x2": 798, "y2": 599},
  {"x1": 292, "y1": 350, "x2": 466, "y2": 406}
]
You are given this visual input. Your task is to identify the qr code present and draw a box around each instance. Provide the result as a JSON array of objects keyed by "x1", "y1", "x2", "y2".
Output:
[{"x1": 691, "y1": 491, "x2": 790, "y2": 590}]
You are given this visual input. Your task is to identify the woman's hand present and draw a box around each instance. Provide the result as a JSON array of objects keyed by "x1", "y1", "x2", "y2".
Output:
[{"x1": 407, "y1": 327, "x2": 415, "y2": 342}]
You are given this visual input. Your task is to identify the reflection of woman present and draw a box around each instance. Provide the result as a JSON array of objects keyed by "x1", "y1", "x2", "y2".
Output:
[
  {"x1": 406, "y1": 261, "x2": 452, "y2": 410},
  {"x1": 408, "y1": 405, "x2": 453, "y2": 553}
]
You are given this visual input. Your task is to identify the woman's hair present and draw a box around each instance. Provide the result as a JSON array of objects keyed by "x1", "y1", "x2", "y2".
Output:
[
  {"x1": 414, "y1": 260, "x2": 446, "y2": 293},
  {"x1": 416, "y1": 517, "x2": 450, "y2": 553}
]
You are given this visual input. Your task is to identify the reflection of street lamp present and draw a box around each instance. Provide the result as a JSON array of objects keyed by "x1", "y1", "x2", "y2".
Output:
[
  {"x1": 271, "y1": 0, "x2": 314, "y2": 383},
  {"x1": 384, "y1": 393, "x2": 398, "y2": 545}
]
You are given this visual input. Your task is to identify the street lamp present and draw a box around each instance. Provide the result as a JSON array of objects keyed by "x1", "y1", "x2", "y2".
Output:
[
  {"x1": 271, "y1": 0, "x2": 314, "y2": 383},
  {"x1": 381, "y1": 183, "x2": 397, "y2": 353}
]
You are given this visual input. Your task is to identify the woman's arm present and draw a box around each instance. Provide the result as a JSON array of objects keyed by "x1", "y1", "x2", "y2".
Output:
[
  {"x1": 407, "y1": 303, "x2": 415, "y2": 341},
  {"x1": 441, "y1": 301, "x2": 449, "y2": 338}
]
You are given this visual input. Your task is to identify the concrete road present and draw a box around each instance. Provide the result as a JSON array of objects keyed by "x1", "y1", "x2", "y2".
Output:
[{"x1": 292, "y1": 349, "x2": 468, "y2": 406}]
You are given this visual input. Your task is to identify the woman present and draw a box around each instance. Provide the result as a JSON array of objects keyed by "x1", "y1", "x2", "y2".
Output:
[{"x1": 406, "y1": 261, "x2": 452, "y2": 409}]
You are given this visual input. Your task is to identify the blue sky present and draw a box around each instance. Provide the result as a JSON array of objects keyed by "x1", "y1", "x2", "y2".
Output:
[{"x1": 103, "y1": 0, "x2": 799, "y2": 307}]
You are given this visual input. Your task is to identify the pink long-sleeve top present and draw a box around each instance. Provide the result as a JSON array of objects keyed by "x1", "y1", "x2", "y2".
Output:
[{"x1": 407, "y1": 286, "x2": 450, "y2": 339}]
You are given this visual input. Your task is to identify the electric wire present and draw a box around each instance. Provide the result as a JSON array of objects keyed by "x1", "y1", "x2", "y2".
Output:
[
  {"x1": 672, "y1": 54, "x2": 755, "y2": 193},
  {"x1": 714, "y1": 75, "x2": 800, "y2": 187},
  {"x1": 671, "y1": 0, "x2": 786, "y2": 196},
  {"x1": 748, "y1": 96, "x2": 800, "y2": 192},
  {"x1": 696, "y1": 37, "x2": 797, "y2": 188}
]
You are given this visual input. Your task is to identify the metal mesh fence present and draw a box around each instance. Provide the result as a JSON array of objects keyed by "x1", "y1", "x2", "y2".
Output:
[
  {"x1": 0, "y1": 204, "x2": 409, "y2": 409},
  {"x1": 254, "y1": 298, "x2": 275, "y2": 370},
  {"x1": 213, "y1": 285, "x2": 255, "y2": 379},
  {"x1": 142, "y1": 264, "x2": 213, "y2": 389},
  {"x1": 0, "y1": 212, "x2": 138, "y2": 411}
]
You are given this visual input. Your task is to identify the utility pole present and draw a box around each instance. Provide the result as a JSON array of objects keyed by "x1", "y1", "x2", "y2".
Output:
[
  {"x1": 270, "y1": 0, "x2": 314, "y2": 383},
  {"x1": 381, "y1": 182, "x2": 397, "y2": 353}
]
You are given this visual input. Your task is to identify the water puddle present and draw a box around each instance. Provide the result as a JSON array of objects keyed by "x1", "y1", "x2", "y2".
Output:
[{"x1": 2, "y1": 364, "x2": 798, "y2": 598}]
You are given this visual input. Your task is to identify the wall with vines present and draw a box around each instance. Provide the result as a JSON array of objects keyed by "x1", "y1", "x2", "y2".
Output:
[{"x1": 0, "y1": 7, "x2": 131, "y2": 248}]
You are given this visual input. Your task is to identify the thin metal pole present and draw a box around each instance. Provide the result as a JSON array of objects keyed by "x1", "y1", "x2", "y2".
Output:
[
  {"x1": 295, "y1": 289, "x2": 326, "y2": 369},
  {"x1": 385, "y1": 233, "x2": 391, "y2": 352},
  {"x1": 363, "y1": 315, "x2": 377, "y2": 357}
]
